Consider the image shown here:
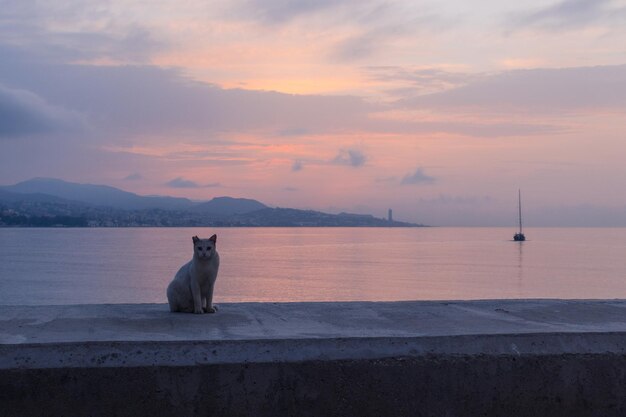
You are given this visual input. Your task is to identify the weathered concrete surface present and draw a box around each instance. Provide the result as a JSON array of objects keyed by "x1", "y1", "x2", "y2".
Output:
[{"x1": 1, "y1": 300, "x2": 626, "y2": 416}]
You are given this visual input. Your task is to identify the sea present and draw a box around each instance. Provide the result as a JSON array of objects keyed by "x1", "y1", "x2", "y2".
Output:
[{"x1": 1, "y1": 227, "x2": 626, "y2": 306}]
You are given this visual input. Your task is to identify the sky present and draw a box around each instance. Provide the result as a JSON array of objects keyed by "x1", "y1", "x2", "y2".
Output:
[{"x1": 1, "y1": 0, "x2": 626, "y2": 226}]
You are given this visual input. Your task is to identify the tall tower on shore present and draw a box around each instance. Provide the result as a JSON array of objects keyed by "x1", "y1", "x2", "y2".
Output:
[{"x1": 388, "y1": 209, "x2": 393, "y2": 222}]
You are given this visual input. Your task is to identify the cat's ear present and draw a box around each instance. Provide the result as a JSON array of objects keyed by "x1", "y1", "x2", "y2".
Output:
[
  {"x1": 209, "y1": 234, "x2": 217, "y2": 243},
  {"x1": 192, "y1": 236, "x2": 199, "y2": 244}
]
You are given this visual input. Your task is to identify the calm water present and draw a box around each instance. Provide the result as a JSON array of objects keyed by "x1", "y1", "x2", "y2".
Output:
[{"x1": 1, "y1": 227, "x2": 626, "y2": 305}]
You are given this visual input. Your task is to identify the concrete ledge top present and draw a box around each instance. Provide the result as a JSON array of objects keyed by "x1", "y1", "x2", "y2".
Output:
[
  {"x1": 2, "y1": 300, "x2": 626, "y2": 345},
  {"x1": 1, "y1": 300, "x2": 626, "y2": 369}
]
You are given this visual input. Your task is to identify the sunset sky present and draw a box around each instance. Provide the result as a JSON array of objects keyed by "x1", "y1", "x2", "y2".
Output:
[{"x1": 1, "y1": 0, "x2": 626, "y2": 226}]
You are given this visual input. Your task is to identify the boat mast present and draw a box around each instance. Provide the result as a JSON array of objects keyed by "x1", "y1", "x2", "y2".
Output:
[{"x1": 518, "y1": 189, "x2": 523, "y2": 234}]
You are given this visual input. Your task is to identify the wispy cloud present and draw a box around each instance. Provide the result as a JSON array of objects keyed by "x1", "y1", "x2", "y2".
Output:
[
  {"x1": 0, "y1": 2, "x2": 165, "y2": 64},
  {"x1": 166, "y1": 177, "x2": 220, "y2": 188},
  {"x1": 291, "y1": 160, "x2": 304, "y2": 172},
  {"x1": 330, "y1": 5, "x2": 448, "y2": 62},
  {"x1": 399, "y1": 65, "x2": 626, "y2": 112},
  {"x1": 401, "y1": 167, "x2": 435, "y2": 185},
  {"x1": 235, "y1": 0, "x2": 356, "y2": 24},
  {"x1": 123, "y1": 173, "x2": 143, "y2": 181},
  {"x1": 511, "y1": 0, "x2": 626, "y2": 31},
  {"x1": 332, "y1": 31, "x2": 384, "y2": 62},
  {"x1": 166, "y1": 178, "x2": 201, "y2": 188},
  {"x1": 332, "y1": 148, "x2": 367, "y2": 167},
  {"x1": 365, "y1": 66, "x2": 480, "y2": 99}
]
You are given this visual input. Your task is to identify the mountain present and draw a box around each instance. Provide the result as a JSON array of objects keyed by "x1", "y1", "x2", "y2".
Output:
[
  {"x1": 0, "y1": 177, "x2": 270, "y2": 219},
  {"x1": 0, "y1": 189, "x2": 81, "y2": 204},
  {"x1": 1, "y1": 178, "x2": 195, "y2": 211},
  {"x1": 0, "y1": 178, "x2": 423, "y2": 227},
  {"x1": 193, "y1": 196, "x2": 267, "y2": 215}
]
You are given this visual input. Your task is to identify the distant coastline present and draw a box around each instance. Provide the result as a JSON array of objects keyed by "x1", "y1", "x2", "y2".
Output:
[
  {"x1": 0, "y1": 178, "x2": 424, "y2": 228},
  {"x1": 0, "y1": 210, "x2": 424, "y2": 228}
]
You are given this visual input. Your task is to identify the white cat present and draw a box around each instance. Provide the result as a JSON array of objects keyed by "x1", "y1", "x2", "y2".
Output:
[{"x1": 167, "y1": 234, "x2": 220, "y2": 314}]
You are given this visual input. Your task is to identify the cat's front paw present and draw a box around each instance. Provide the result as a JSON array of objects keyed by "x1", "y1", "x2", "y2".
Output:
[
  {"x1": 193, "y1": 308, "x2": 204, "y2": 314},
  {"x1": 205, "y1": 305, "x2": 218, "y2": 314}
]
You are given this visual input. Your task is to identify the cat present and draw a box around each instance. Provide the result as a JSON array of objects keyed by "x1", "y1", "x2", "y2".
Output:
[{"x1": 167, "y1": 234, "x2": 220, "y2": 314}]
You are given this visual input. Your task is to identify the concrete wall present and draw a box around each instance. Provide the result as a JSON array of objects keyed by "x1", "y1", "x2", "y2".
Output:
[
  {"x1": 2, "y1": 354, "x2": 626, "y2": 417},
  {"x1": 2, "y1": 300, "x2": 626, "y2": 416}
]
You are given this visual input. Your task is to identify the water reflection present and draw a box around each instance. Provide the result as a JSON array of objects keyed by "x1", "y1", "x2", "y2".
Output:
[
  {"x1": 516, "y1": 240, "x2": 524, "y2": 296},
  {"x1": 1, "y1": 227, "x2": 626, "y2": 305}
]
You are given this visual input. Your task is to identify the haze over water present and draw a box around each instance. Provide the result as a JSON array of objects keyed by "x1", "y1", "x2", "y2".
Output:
[{"x1": 1, "y1": 227, "x2": 625, "y2": 306}]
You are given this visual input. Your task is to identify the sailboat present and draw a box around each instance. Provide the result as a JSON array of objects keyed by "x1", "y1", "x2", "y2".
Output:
[{"x1": 513, "y1": 189, "x2": 526, "y2": 241}]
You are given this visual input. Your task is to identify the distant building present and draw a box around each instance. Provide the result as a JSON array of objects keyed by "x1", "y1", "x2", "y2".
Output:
[{"x1": 388, "y1": 209, "x2": 393, "y2": 222}]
